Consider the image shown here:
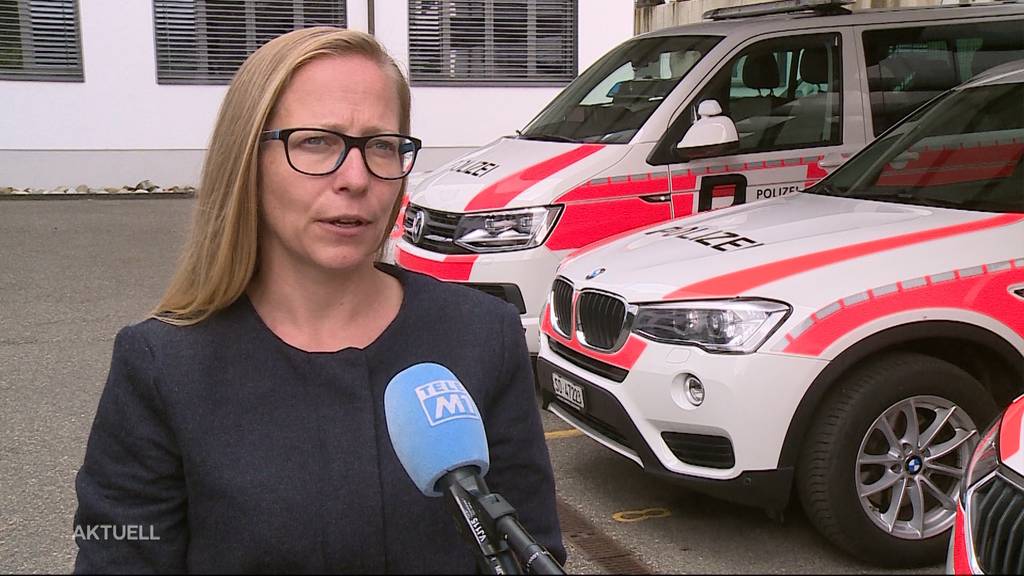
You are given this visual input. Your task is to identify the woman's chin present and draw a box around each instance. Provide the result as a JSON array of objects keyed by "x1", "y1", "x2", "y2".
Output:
[{"x1": 311, "y1": 250, "x2": 378, "y2": 273}]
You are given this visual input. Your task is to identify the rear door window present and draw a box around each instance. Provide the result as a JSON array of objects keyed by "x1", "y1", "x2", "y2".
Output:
[{"x1": 862, "y1": 20, "x2": 1024, "y2": 136}]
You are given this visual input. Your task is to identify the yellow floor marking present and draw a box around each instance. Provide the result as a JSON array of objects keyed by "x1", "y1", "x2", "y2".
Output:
[
  {"x1": 545, "y1": 429, "x2": 585, "y2": 440},
  {"x1": 612, "y1": 508, "x2": 672, "y2": 523}
]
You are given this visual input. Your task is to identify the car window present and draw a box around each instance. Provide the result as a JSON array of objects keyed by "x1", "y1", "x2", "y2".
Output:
[
  {"x1": 863, "y1": 20, "x2": 1024, "y2": 136},
  {"x1": 682, "y1": 33, "x2": 843, "y2": 155},
  {"x1": 809, "y1": 82, "x2": 1024, "y2": 213}
]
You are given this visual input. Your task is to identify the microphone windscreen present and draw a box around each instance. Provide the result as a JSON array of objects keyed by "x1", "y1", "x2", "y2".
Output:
[{"x1": 384, "y1": 362, "x2": 490, "y2": 497}]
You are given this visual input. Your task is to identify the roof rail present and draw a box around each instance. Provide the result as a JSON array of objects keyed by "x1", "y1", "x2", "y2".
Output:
[{"x1": 704, "y1": 0, "x2": 855, "y2": 21}]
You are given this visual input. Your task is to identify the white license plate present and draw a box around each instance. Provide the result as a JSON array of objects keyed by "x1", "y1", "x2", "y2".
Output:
[{"x1": 551, "y1": 372, "x2": 585, "y2": 411}]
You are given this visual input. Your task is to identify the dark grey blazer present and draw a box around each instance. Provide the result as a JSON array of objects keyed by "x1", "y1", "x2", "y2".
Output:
[{"x1": 73, "y1": 265, "x2": 565, "y2": 573}]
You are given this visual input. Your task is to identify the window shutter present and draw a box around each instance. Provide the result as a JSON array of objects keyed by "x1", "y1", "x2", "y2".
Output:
[
  {"x1": 409, "y1": 0, "x2": 576, "y2": 85},
  {"x1": 0, "y1": 0, "x2": 83, "y2": 81},
  {"x1": 153, "y1": 0, "x2": 346, "y2": 85}
]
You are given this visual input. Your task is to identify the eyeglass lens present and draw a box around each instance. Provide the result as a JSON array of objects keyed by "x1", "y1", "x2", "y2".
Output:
[{"x1": 285, "y1": 130, "x2": 417, "y2": 179}]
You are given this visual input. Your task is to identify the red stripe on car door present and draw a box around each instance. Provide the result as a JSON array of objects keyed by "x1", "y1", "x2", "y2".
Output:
[
  {"x1": 555, "y1": 174, "x2": 669, "y2": 203},
  {"x1": 711, "y1": 184, "x2": 735, "y2": 198}
]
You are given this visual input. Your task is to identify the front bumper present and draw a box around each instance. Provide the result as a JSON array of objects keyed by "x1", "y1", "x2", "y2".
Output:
[
  {"x1": 395, "y1": 240, "x2": 565, "y2": 353},
  {"x1": 536, "y1": 333, "x2": 829, "y2": 510}
]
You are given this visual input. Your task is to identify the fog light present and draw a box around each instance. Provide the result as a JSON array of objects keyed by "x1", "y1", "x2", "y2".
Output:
[{"x1": 684, "y1": 375, "x2": 705, "y2": 406}]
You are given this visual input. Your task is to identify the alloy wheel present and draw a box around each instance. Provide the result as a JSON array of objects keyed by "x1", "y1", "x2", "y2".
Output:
[{"x1": 856, "y1": 395, "x2": 978, "y2": 540}]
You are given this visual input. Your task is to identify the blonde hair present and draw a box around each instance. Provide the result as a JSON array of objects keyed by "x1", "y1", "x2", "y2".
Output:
[{"x1": 153, "y1": 27, "x2": 412, "y2": 325}]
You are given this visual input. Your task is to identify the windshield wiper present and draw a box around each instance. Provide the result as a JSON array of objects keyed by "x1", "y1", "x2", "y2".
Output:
[
  {"x1": 858, "y1": 190, "x2": 917, "y2": 202},
  {"x1": 855, "y1": 190, "x2": 971, "y2": 210},
  {"x1": 517, "y1": 132, "x2": 578, "y2": 144}
]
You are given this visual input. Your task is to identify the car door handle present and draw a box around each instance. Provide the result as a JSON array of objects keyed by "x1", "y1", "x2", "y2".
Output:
[{"x1": 640, "y1": 194, "x2": 671, "y2": 203}]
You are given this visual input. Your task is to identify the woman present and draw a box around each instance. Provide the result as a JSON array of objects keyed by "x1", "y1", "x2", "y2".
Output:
[{"x1": 73, "y1": 27, "x2": 565, "y2": 573}]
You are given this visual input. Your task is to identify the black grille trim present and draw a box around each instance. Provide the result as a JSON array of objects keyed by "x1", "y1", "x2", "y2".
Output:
[
  {"x1": 551, "y1": 278, "x2": 574, "y2": 337},
  {"x1": 402, "y1": 205, "x2": 474, "y2": 255},
  {"x1": 548, "y1": 338, "x2": 628, "y2": 383},
  {"x1": 577, "y1": 291, "x2": 627, "y2": 351},
  {"x1": 970, "y1": 470, "x2": 1024, "y2": 575},
  {"x1": 662, "y1": 432, "x2": 736, "y2": 469},
  {"x1": 462, "y1": 283, "x2": 526, "y2": 314}
]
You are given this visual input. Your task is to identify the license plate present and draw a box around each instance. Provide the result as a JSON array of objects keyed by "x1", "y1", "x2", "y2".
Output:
[{"x1": 551, "y1": 372, "x2": 585, "y2": 411}]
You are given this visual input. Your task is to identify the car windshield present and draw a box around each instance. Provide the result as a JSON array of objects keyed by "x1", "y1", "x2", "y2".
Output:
[
  {"x1": 518, "y1": 35, "x2": 722, "y2": 144},
  {"x1": 807, "y1": 81, "x2": 1024, "y2": 213}
]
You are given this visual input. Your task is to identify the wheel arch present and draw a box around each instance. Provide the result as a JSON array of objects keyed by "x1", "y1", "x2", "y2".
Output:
[{"x1": 777, "y1": 320, "x2": 1024, "y2": 471}]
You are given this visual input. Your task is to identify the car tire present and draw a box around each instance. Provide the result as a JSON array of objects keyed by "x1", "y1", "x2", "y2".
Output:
[{"x1": 797, "y1": 351, "x2": 997, "y2": 567}]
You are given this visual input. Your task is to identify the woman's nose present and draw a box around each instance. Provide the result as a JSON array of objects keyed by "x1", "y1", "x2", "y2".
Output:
[{"x1": 331, "y1": 146, "x2": 371, "y2": 192}]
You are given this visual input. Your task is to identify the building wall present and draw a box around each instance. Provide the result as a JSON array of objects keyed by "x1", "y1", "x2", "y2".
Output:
[{"x1": 0, "y1": 0, "x2": 635, "y2": 189}]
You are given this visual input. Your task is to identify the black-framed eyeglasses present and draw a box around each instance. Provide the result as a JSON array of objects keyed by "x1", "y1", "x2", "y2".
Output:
[{"x1": 260, "y1": 128, "x2": 422, "y2": 180}]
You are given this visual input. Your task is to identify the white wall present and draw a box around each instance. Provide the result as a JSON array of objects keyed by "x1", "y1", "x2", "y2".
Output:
[
  {"x1": 0, "y1": 0, "x2": 225, "y2": 150},
  {"x1": 579, "y1": 1, "x2": 635, "y2": 78},
  {"x1": 0, "y1": 0, "x2": 635, "y2": 187}
]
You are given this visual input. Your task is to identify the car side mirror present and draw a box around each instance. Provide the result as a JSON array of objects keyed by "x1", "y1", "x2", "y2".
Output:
[{"x1": 676, "y1": 99, "x2": 739, "y2": 160}]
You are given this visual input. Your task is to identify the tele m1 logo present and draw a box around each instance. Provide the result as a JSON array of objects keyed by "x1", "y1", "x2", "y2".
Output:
[{"x1": 415, "y1": 379, "x2": 481, "y2": 426}]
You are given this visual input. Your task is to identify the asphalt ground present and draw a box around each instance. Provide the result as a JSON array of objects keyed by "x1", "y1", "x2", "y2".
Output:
[{"x1": 0, "y1": 198, "x2": 943, "y2": 573}]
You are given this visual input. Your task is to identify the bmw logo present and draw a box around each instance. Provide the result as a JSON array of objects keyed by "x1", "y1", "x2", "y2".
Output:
[
  {"x1": 585, "y1": 267, "x2": 606, "y2": 280},
  {"x1": 905, "y1": 456, "x2": 923, "y2": 475}
]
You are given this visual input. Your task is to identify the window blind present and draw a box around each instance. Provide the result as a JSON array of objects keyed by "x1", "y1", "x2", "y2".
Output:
[
  {"x1": 0, "y1": 0, "x2": 83, "y2": 81},
  {"x1": 409, "y1": 0, "x2": 577, "y2": 85},
  {"x1": 153, "y1": 0, "x2": 346, "y2": 85}
]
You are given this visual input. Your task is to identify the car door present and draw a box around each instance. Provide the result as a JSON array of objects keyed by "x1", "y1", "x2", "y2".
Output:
[{"x1": 648, "y1": 29, "x2": 867, "y2": 217}]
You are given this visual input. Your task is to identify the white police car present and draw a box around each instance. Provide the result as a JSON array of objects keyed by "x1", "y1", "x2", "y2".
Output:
[
  {"x1": 537, "y1": 60, "x2": 1024, "y2": 565},
  {"x1": 396, "y1": 0, "x2": 1024, "y2": 360}
]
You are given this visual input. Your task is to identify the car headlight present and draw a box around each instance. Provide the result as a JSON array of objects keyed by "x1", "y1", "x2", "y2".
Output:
[
  {"x1": 962, "y1": 416, "x2": 1001, "y2": 501},
  {"x1": 454, "y1": 206, "x2": 561, "y2": 253},
  {"x1": 632, "y1": 299, "x2": 790, "y2": 353}
]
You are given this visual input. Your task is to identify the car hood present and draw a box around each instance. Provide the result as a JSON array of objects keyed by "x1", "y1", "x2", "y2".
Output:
[
  {"x1": 559, "y1": 192, "x2": 1022, "y2": 309},
  {"x1": 408, "y1": 137, "x2": 628, "y2": 213}
]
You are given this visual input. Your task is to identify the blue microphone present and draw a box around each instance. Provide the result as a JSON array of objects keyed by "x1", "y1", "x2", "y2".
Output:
[
  {"x1": 383, "y1": 362, "x2": 489, "y2": 497},
  {"x1": 384, "y1": 363, "x2": 565, "y2": 575}
]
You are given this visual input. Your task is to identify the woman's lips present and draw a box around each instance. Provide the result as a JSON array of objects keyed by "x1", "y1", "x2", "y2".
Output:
[{"x1": 316, "y1": 218, "x2": 371, "y2": 237}]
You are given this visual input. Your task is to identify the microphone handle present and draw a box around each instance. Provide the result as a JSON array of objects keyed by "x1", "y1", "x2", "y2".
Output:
[
  {"x1": 495, "y1": 515, "x2": 566, "y2": 575},
  {"x1": 437, "y1": 469, "x2": 564, "y2": 574},
  {"x1": 472, "y1": 493, "x2": 565, "y2": 575},
  {"x1": 487, "y1": 548, "x2": 523, "y2": 576},
  {"x1": 438, "y1": 468, "x2": 523, "y2": 575}
]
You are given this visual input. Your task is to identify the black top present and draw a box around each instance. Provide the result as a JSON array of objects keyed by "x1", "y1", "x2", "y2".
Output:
[{"x1": 73, "y1": 265, "x2": 565, "y2": 574}]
